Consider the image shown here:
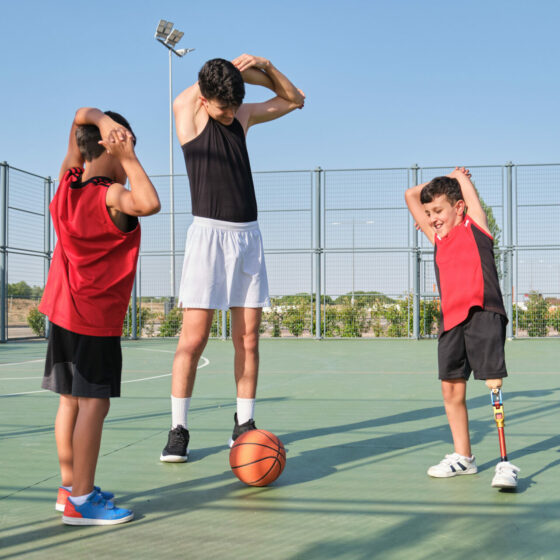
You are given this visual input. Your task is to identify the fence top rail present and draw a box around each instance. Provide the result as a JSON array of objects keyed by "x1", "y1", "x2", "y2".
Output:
[
  {"x1": 515, "y1": 163, "x2": 560, "y2": 168},
  {"x1": 323, "y1": 166, "x2": 410, "y2": 172},
  {"x1": 2, "y1": 163, "x2": 51, "y2": 181}
]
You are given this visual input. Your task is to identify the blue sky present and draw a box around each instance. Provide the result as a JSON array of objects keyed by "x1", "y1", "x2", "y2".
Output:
[
  {"x1": 1, "y1": 0, "x2": 560, "y2": 177},
  {"x1": 1, "y1": 0, "x2": 558, "y2": 302}
]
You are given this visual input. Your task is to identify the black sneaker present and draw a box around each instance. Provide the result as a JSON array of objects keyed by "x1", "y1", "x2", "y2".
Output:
[
  {"x1": 228, "y1": 413, "x2": 257, "y2": 447},
  {"x1": 160, "y1": 426, "x2": 189, "y2": 463}
]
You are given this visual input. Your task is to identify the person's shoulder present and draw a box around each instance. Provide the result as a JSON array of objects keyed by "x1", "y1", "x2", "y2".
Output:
[
  {"x1": 61, "y1": 167, "x2": 84, "y2": 184},
  {"x1": 465, "y1": 215, "x2": 493, "y2": 240}
]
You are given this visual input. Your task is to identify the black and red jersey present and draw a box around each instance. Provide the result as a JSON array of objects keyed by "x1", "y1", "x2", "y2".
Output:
[
  {"x1": 434, "y1": 215, "x2": 506, "y2": 333},
  {"x1": 39, "y1": 168, "x2": 140, "y2": 336}
]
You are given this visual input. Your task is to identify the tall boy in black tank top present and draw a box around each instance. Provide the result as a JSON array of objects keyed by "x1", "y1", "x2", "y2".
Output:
[{"x1": 160, "y1": 55, "x2": 305, "y2": 462}]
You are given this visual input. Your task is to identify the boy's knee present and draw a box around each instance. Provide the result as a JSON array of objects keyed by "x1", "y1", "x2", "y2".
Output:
[
  {"x1": 178, "y1": 335, "x2": 208, "y2": 358},
  {"x1": 233, "y1": 331, "x2": 259, "y2": 353}
]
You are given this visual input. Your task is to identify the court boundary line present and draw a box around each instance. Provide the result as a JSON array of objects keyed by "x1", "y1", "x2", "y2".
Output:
[{"x1": 0, "y1": 356, "x2": 210, "y2": 397}]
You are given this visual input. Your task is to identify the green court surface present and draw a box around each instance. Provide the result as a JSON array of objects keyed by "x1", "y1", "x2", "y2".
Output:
[{"x1": 1, "y1": 339, "x2": 559, "y2": 560}]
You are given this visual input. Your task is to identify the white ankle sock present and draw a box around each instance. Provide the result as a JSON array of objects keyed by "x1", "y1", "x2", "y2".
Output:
[
  {"x1": 236, "y1": 398, "x2": 255, "y2": 425},
  {"x1": 69, "y1": 491, "x2": 94, "y2": 506},
  {"x1": 62, "y1": 485, "x2": 72, "y2": 491},
  {"x1": 171, "y1": 396, "x2": 191, "y2": 429}
]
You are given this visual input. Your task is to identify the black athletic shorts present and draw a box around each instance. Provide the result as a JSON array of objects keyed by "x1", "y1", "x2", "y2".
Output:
[
  {"x1": 438, "y1": 309, "x2": 508, "y2": 381},
  {"x1": 41, "y1": 322, "x2": 122, "y2": 398}
]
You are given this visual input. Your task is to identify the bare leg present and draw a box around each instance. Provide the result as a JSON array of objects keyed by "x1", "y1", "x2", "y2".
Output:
[
  {"x1": 441, "y1": 379, "x2": 471, "y2": 457},
  {"x1": 231, "y1": 307, "x2": 262, "y2": 399},
  {"x1": 71, "y1": 397, "x2": 110, "y2": 497},
  {"x1": 171, "y1": 308, "x2": 215, "y2": 398},
  {"x1": 55, "y1": 395, "x2": 79, "y2": 487}
]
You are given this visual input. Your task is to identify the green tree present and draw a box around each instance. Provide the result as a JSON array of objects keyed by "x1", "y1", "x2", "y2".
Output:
[
  {"x1": 8, "y1": 281, "x2": 32, "y2": 297},
  {"x1": 517, "y1": 292, "x2": 548, "y2": 337},
  {"x1": 123, "y1": 304, "x2": 154, "y2": 337},
  {"x1": 158, "y1": 307, "x2": 183, "y2": 337},
  {"x1": 338, "y1": 305, "x2": 369, "y2": 337},
  {"x1": 283, "y1": 306, "x2": 306, "y2": 337},
  {"x1": 473, "y1": 185, "x2": 502, "y2": 278},
  {"x1": 27, "y1": 306, "x2": 46, "y2": 337},
  {"x1": 547, "y1": 306, "x2": 560, "y2": 333},
  {"x1": 385, "y1": 299, "x2": 410, "y2": 338}
]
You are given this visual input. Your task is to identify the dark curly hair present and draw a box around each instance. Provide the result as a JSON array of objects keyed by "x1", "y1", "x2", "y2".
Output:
[
  {"x1": 75, "y1": 111, "x2": 136, "y2": 162},
  {"x1": 198, "y1": 58, "x2": 245, "y2": 107},
  {"x1": 420, "y1": 176, "x2": 463, "y2": 205}
]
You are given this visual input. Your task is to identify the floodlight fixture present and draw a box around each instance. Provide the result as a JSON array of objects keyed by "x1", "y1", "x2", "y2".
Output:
[
  {"x1": 175, "y1": 48, "x2": 195, "y2": 57},
  {"x1": 155, "y1": 19, "x2": 174, "y2": 40},
  {"x1": 165, "y1": 29, "x2": 184, "y2": 48}
]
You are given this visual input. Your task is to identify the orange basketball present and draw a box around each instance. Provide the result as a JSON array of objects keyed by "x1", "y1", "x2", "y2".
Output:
[{"x1": 229, "y1": 430, "x2": 286, "y2": 486}]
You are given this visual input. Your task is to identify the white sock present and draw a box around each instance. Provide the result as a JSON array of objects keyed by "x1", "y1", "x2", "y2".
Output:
[
  {"x1": 69, "y1": 491, "x2": 94, "y2": 506},
  {"x1": 62, "y1": 485, "x2": 72, "y2": 491},
  {"x1": 236, "y1": 398, "x2": 255, "y2": 425},
  {"x1": 171, "y1": 396, "x2": 191, "y2": 429}
]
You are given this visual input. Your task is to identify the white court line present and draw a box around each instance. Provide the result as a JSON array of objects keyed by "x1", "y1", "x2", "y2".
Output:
[
  {"x1": 0, "y1": 356, "x2": 209, "y2": 397},
  {"x1": 125, "y1": 347, "x2": 176, "y2": 354},
  {"x1": 2, "y1": 377, "x2": 43, "y2": 380},
  {"x1": 122, "y1": 357, "x2": 209, "y2": 384},
  {"x1": 0, "y1": 359, "x2": 44, "y2": 367}
]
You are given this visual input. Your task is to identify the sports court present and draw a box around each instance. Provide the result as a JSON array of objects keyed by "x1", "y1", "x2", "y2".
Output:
[{"x1": 1, "y1": 338, "x2": 558, "y2": 560}]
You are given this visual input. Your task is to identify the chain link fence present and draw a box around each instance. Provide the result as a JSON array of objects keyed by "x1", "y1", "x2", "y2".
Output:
[{"x1": 1, "y1": 161, "x2": 558, "y2": 341}]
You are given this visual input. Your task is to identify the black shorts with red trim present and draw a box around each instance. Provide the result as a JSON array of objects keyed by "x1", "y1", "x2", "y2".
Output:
[
  {"x1": 438, "y1": 309, "x2": 508, "y2": 381},
  {"x1": 41, "y1": 322, "x2": 122, "y2": 398}
]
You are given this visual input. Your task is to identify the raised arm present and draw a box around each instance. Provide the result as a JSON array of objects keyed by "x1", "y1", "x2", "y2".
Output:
[
  {"x1": 233, "y1": 54, "x2": 305, "y2": 131},
  {"x1": 404, "y1": 181, "x2": 435, "y2": 245},
  {"x1": 449, "y1": 167, "x2": 490, "y2": 235},
  {"x1": 102, "y1": 131, "x2": 161, "y2": 217},
  {"x1": 58, "y1": 108, "x2": 129, "y2": 183},
  {"x1": 173, "y1": 82, "x2": 203, "y2": 145}
]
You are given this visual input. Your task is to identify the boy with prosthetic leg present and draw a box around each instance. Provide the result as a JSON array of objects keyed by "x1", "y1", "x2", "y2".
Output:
[{"x1": 405, "y1": 167, "x2": 519, "y2": 489}]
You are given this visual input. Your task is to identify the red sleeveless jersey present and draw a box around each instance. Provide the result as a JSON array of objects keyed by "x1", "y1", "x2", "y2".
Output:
[
  {"x1": 434, "y1": 215, "x2": 506, "y2": 333},
  {"x1": 39, "y1": 168, "x2": 140, "y2": 336}
]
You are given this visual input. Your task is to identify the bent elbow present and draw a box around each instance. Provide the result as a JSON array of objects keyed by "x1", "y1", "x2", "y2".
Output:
[{"x1": 141, "y1": 199, "x2": 161, "y2": 216}]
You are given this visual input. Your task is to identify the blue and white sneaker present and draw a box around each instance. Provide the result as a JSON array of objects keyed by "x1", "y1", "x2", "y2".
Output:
[
  {"x1": 62, "y1": 492, "x2": 133, "y2": 526},
  {"x1": 56, "y1": 486, "x2": 114, "y2": 512},
  {"x1": 427, "y1": 453, "x2": 478, "y2": 478}
]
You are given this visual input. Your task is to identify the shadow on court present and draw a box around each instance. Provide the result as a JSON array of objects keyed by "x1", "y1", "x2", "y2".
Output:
[{"x1": 275, "y1": 389, "x2": 560, "y2": 486}]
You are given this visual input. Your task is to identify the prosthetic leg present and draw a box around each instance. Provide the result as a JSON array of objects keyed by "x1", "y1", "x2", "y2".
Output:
[{"x1": 490, "y1": 389, "x2": 520, "y2": 489}]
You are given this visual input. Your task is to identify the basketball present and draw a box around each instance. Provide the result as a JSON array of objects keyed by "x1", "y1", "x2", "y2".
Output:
[{"x1": 229, "y1": 430, "x2": 286, "y2": 486}]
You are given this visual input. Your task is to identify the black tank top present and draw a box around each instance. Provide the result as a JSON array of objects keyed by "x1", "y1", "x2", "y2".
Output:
[{"x1": 181, "y1": 117, "x2": 258, "y2": 222}]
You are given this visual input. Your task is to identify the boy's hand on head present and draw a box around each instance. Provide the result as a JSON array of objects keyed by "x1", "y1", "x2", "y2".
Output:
[
  {"x1": 98, "y1": 129, "x2": 136, "y2": 160},
  {"x1": 296, "y1": 88, "x2": 306, "y2": 108},
  {"x1": 485, "y1": 378, "x2": 503, "y2": 390},
  {"x1": 232, "y1": 54, "x2": 270, "y2": 72},
  {"x1": 450, "y1": 167, "x2": 472, "y2": 180}
]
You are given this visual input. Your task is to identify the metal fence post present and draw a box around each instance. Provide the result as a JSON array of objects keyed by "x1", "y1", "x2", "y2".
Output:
[
  {"x1": 314, "y1": 167, "x2": 322, "y2": 339},
  {"x1": 44, "y1": 176, "x2": 52, "y2": 339},
  {"x1": 504, "y1": 162, "x2": 514, "y2": 339},
  {"x1": 0, "y1": 162, "x2": 7, "y2": 343},
  {"x1": 411, "y1": 164, "x2": 420, "y2": 339},
  {"x1": 131, "y1": 274, "x2": 138, "y2": 340},
  {"x1": 221, "y1": 309, "x2": 227, "y2": 340}
]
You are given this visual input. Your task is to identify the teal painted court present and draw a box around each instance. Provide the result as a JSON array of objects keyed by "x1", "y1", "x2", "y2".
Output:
[{"x1": 1, "y1": 338, "x2": 558, "y2": 559}]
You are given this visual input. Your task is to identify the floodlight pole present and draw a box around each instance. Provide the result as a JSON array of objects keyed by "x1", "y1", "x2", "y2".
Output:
[
  {"x1": 155, "y1": 29, "x2": 194, "y2": 306},
  {"x1": 168, "y1": 47, "x2": 176, "y2": 306}
]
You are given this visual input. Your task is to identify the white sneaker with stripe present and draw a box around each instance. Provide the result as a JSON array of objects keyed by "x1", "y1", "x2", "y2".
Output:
[
  {"x1": 491, "y1": 461, "x2": 520, "y2": 488},
  {"x1": 427, "y1": 453, "x2": 478, "y2": 478}
]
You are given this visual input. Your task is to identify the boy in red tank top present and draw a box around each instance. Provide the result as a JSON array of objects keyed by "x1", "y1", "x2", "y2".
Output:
[
  {"x1": 39, "y1": 108, "x2": 160, "y2": 524},
  {"x1": 405, "y1": 167, "x2": 519, "y2": 489}
]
